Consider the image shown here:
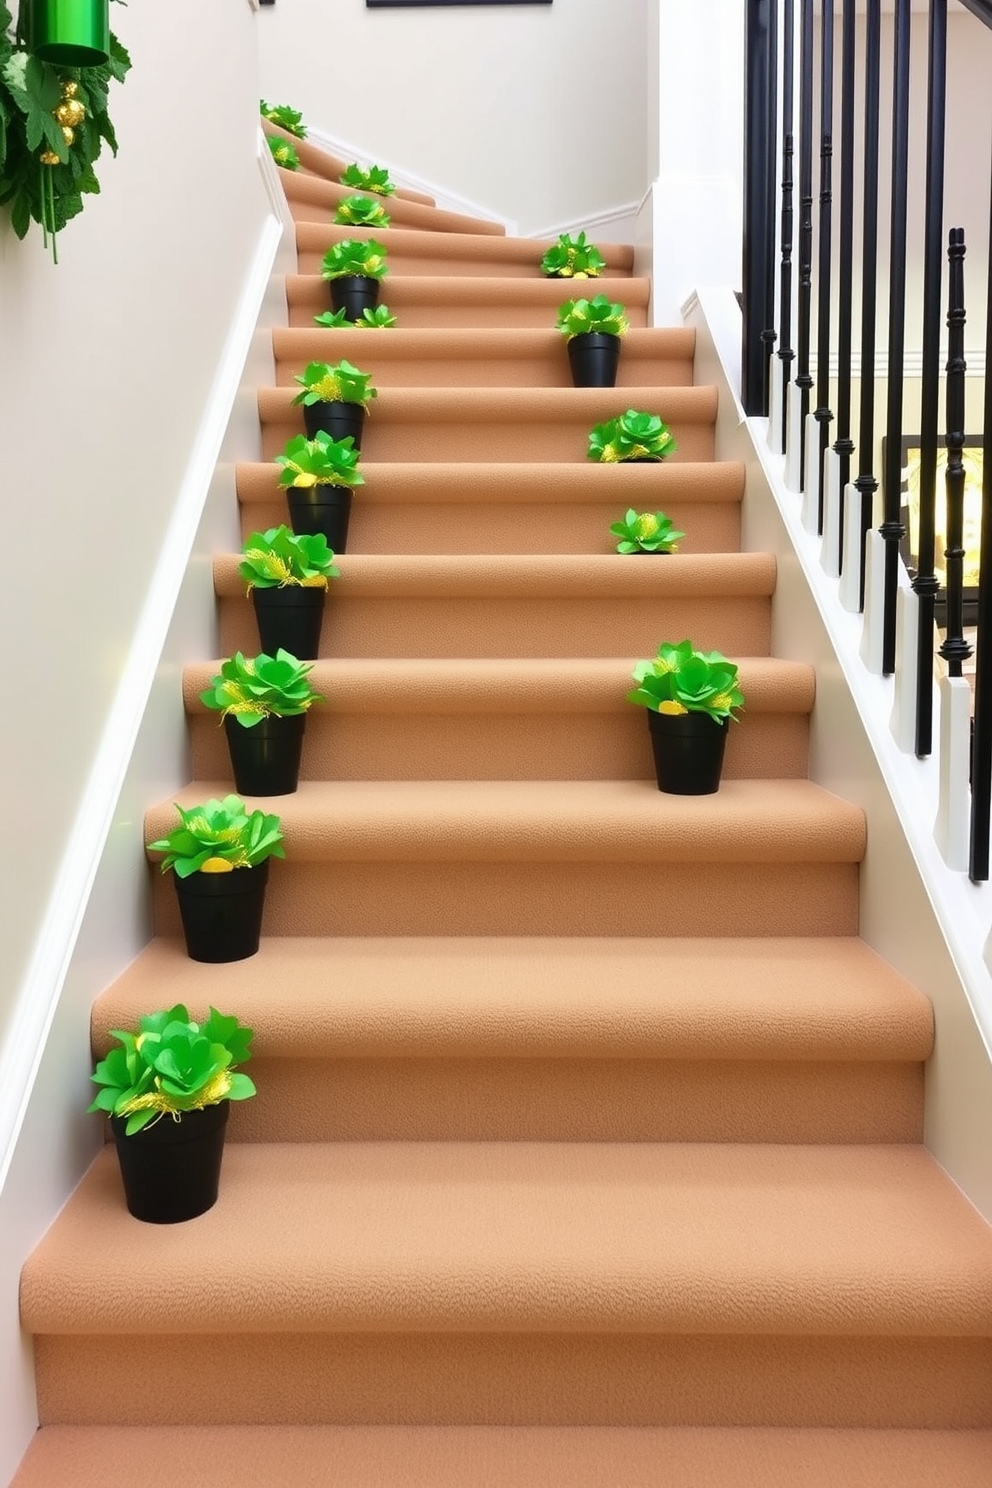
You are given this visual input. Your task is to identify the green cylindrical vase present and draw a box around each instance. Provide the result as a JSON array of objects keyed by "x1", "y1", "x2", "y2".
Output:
[{"x1": 29, "y1": 0, "x2": 110, "y2": 65}]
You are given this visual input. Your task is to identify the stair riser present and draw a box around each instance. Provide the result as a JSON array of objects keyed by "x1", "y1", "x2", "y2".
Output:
[
  {"x1": 35, "y1": 1333, "x2": 992, "y2": 1428},
  {"x1": 240, "y1": 498, "x2": 741, "y2": 556},
  {"x1": 282, "y1": 175, "x2": 504, "y2": 238},
  {"x1": 217, "y1": 594, "x2": 771, "y2": 660},
  {"x1": 274, "y1": 352, "x2": 694, "y2": 391},
  {"x1": 260, "y1": 417, "x2": 715, "y2": 465},
  {"x1": 151, "y1": 861, "x2": 859, "y2": 939},
  {"x1": 288, "y1": 296, "x2": 651, "y2": 331},
  {"x1": 220, "y1": 1056, "x2": 922, "y2": 1144},
  {"x1": 188, "y1": 710, "x2": 808, "y2": 782}
]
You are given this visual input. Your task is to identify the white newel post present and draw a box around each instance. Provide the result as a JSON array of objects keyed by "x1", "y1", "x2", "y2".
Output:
[
  {"x1": 767, "y1": 356, "x2": 784, "y2": 453},
  {"x1": 934, "y1": 675, "x2": 973, "y2": 871},
  {"x1": 801, "y1": 413, "x2": 821, "y2": 532},
  {"x1": 648, "y1": 0, "x2": 744, "y2": 326},
  {"x1": 889, "y1": 571, "x2": 920, "y2": 753},
  {"x1": 860, "y1": 529, "x2": 887, "y2": 674},
  {"x1": 821, "y1": 449, "x2": 842, "y2": 578},
  {"x1": 783, "y1": 382, "x2": 803, "y2": 491},
  {"x1": 839, "y1": 483, "x2": 864, "y2": 611}
]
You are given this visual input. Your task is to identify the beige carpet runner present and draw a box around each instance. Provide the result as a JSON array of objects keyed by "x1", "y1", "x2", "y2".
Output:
[{"x1": 11, "y1": 121, "x2": 992, "y2": 1486}]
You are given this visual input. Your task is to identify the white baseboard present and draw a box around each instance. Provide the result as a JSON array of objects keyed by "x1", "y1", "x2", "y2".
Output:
[
  {"x1": 304, "y1": 123, "x2": 517, "y2": 234},
  {"x1": 525, "y1": 200, "x2": 641, "y2": 244}
]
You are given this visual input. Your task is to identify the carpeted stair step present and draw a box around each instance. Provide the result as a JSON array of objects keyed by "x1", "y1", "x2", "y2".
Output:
[
  {"x1": 185, "y1": 656, "x2": 812, "y2": 782},
  {"x1": 21, "y1": 1142, "x2": 992, "y2": 1427},
  {"x1": 235, "y1": 459, "x2": 745, "y2": 555},
  {"x1": 296, "y1": 221, "x2": 635, "y2": 277},
  {"x1": 272, "y1": 326, "x2": 693, "y2": 389},
  {"x1": 288, "y1": 272, "x2": 651, "y2": 328},
  {"x1": 91, "y1": 935, "x2": 930, "y2": 1145},
  {"x1": 262, "y1": 119, "x2": 437, "y2": 206},
  {"x1": 280, "y1": 168, "x2": 506, "y2": 236},
  {"x1": 145, "y1": 778, "x2": 864, "y2": 938},
  {"x1": 12, "y1": 1424, "x2": 992, "y2": 1488},
  {"x1": 258, "y1": 384, "x2": 719, "y2": 463},
  {"x1": 214, "y1": 551, "x2": 775, "y2": 659}
]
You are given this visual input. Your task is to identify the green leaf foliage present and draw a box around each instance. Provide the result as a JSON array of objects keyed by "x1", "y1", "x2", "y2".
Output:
[
  {"x1": 588, "y1": 410, "x2": 678, "y2": 465},
  {"x1": 147, "y1": 795, "x2": 286, "y2": 879},
  {"x1": 539, "y1": 231, "x2": 605, "y2": 279},
  {"x1": 88, "y1": 1003, "x2": 257, "y2": 1136},
  {"x1": 609, "y1": 508, "x2": 685, "y2": 554},
  {"x1": 340, "y1": 161, "x2": 395, "y2": 196},
  {"x1": 200, "y1": 649, "x2": 324, "y2": 728},
  {"x1": 260, "y1": 99, "x2": 307, "y2": 138},
  {"x1": 627, "y1": 640, "x2": 744, "y2": 722},
  {"x1": 275, "y1": 430, "x2": 364, "y2": 490},
  {"x1": 556, "y1": 294, "x2": 629, "y2": 341},
  {"x1": 0, "y1": 19, "x2": 131, "y2": 248},
  {"x1": 320, "y1": 238, "x2": 389, "y2": 281},
  {"x1": 239, "y1": 525, "x2": 340, "y2": 590},
  {"x1": 291, "y1": 359, "x2": 377, "y2": 409},
  {"x1": 267, "y1": 135, "x2": 300, "y2": 171},
  {"x1": 334, "y1": 194, "x2": 390, "y2": 228},
  {"x1": 314, "y1": 304, "x2": 397, "y2": 329}
]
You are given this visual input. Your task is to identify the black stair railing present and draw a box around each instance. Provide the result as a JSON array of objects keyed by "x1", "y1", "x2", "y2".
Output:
[{"x1": 740, "y1": 0, "x2": 992, "y2": 882}]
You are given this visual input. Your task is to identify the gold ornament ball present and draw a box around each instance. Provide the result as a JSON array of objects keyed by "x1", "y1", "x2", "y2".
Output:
[
  {"x1": 56, "y1": 100, "x2": 85, "y2": 128},
  {"x1": 61, "y1": 126, "x2": 75, "y2": 146},
  {"x1": 39, "y1": 149, "x2": 60, "y2": 166},
  {"x1": 62, "y1": 80, "x2": 79, "y2": 99}
]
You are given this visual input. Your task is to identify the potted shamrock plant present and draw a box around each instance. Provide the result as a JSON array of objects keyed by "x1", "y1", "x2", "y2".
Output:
[
  {"x1": 291, "y1": 358, "x2": 377, "y2": 448},
  {"x1": 627, "y1": 640, "x2": 744, "y2": 795},
  {"x1": 557, "y1": 294, "x2": 629, "y2": 387},
  {"x1": 240, "y1": 525, "x2": 340, "y2": 659},
  {"x1": 147, "y1": 795, "x2": 285, "y2": 963},
  {"x1": 588, "y1": 410, "x2": 678, "y2": 464},
  {"x1": 340, "y1": 162, "x2": 395, "y2": 197},
  {"x1": 539, "y1": 231, "x2": 606, "y2": 279},
  {"x1": 321, "y1": 238, "x2": 389, "y2": 320},
  {"x1": 610, "y1": 509, "x2": 685, "y2": 554},
  {"x1": 276, "y1": 429, "x2": 364, "y2": 553},
  {"x1": 315, "y1": 305, "x2": 397, "y2": 329},
  {"x1": 335, "y1": 194, "x2": 391, "y2": 230},
  {"x1": 88, "y1": 1003, "x2": 256, "y2": 1224},
  {"x1": 267, "y1": 136, "x2": 300, "y2": 171},
  {"x1": 201, "y1": 649, "x2": 324, "y2": 796},
  {"x1": 260, "y1": 100, "x2": 307, "y2": 138}
]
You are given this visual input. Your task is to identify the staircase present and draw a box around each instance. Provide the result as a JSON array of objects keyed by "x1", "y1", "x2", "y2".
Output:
[{"x1": 11, "y1": 127, "x2": 992, "y2": 1487}]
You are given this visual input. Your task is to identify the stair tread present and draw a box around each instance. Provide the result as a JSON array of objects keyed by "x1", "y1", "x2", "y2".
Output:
[
  {"x1": 280, "y1": 168, "x2": 506, "y2": 237},
  {"x1": 21, "y1": 1142, "x2": 992, "y2": 1338},
  {"x1": 14, "y1": 1424, "x2": 992, "y2": 1488},
  {"x1": 93, "y1": 936, "x2": 932, "y2": 1062},
  {"x1": 287, "y1": 271, "x2": 652, "y2": 306},
  {"x1": 295, "y1": 219, "x2": 636, "y2": 271},
  {"x1": 261, "y1": 120, "x2": 437, "y2": 207},
  {"x1": 183, "y1": 656, "x2": 813, "y2": 716},
  {"x1": 214, "y1": 549, "x2": 775, "y2": 597},
  {"x1": 272, "y1": 325, "x2": 694, "y2": 362},
  {"x1": 144, "y1": 778, "x2": 865, "y2": 864},
  {"x1": 236, "y1": 458, "x2": 745, "y2": 507}
]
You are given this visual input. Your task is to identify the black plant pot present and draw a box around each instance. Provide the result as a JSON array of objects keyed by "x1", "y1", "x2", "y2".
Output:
[
  {"x1": 302, "y1": 399, "x2": 365, "y2": 450},
  {"x1": 646, "y1": 709, "x2": 729, "y2": 796},
  {"x1": 287, "y1": 485, "x2": 353, "y2": 554},
  {"x1": 173, "y1": 861, "x2": 270, "y2": 963},
  {"x1": 111, "y1": 1101, "x2": 230, "y2": 1224},
  {"x1": 252, "y1": 585, "x2": 326, "y2": 660},
  {"x1": 224, "y1": 713, "x2": 306, "y2": 796},
  {"x1": 567, "y1": 331, "x2": 621, "y2": 388},
  {"x1": 329, "y1": 274, "x2": 380, "y2": 321}
]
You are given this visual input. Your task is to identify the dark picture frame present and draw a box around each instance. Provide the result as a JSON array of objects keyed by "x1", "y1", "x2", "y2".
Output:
[{"x1": 887, "y1": 434, "x2": 984, "y2": 627}]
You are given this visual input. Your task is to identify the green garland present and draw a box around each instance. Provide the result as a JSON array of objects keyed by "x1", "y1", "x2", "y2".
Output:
[{"x1": 0, "y1": 1, "x2": 131, "y2": 258}]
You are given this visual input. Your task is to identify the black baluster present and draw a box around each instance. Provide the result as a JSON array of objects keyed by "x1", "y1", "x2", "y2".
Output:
[
  {"x1": 939, "y1": 229, "x2": 972, "y2": 687},
  {"x1": 813, "y1": 0, "x2": 834, "y2": 530},
  {"x1": 969, "y1": 170, "x2": 992, "y2": 881},
  {"x1": 832, "y1": 0, "x2": 857, "y2": 566},
  {"x1": 743, "y1": 0, "x2": 779, "y2": 416},
  {"x1": 880, "y1": 0, "x2": 911, "y2": 675},
  {"x1": 913, "y1": 0, "x2": 947, "y2": 757},
  {"x1": 796, "y1": 0, "x2": 815, "y2": 482},
  {"x1": 854, "y1": 0, "x2": 882, "y2": 608},
  {"x1": 777, "y1": 0, "x2": 795, "y2": 451}
]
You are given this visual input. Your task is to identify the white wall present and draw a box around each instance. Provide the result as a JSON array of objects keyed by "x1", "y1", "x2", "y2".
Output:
[
  {"x1": 0, "y1": 3, "x2": 294, "y2": 1477},
  {"x1": 256, "y1": 0, "x2": 650, "y2": 236}
]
